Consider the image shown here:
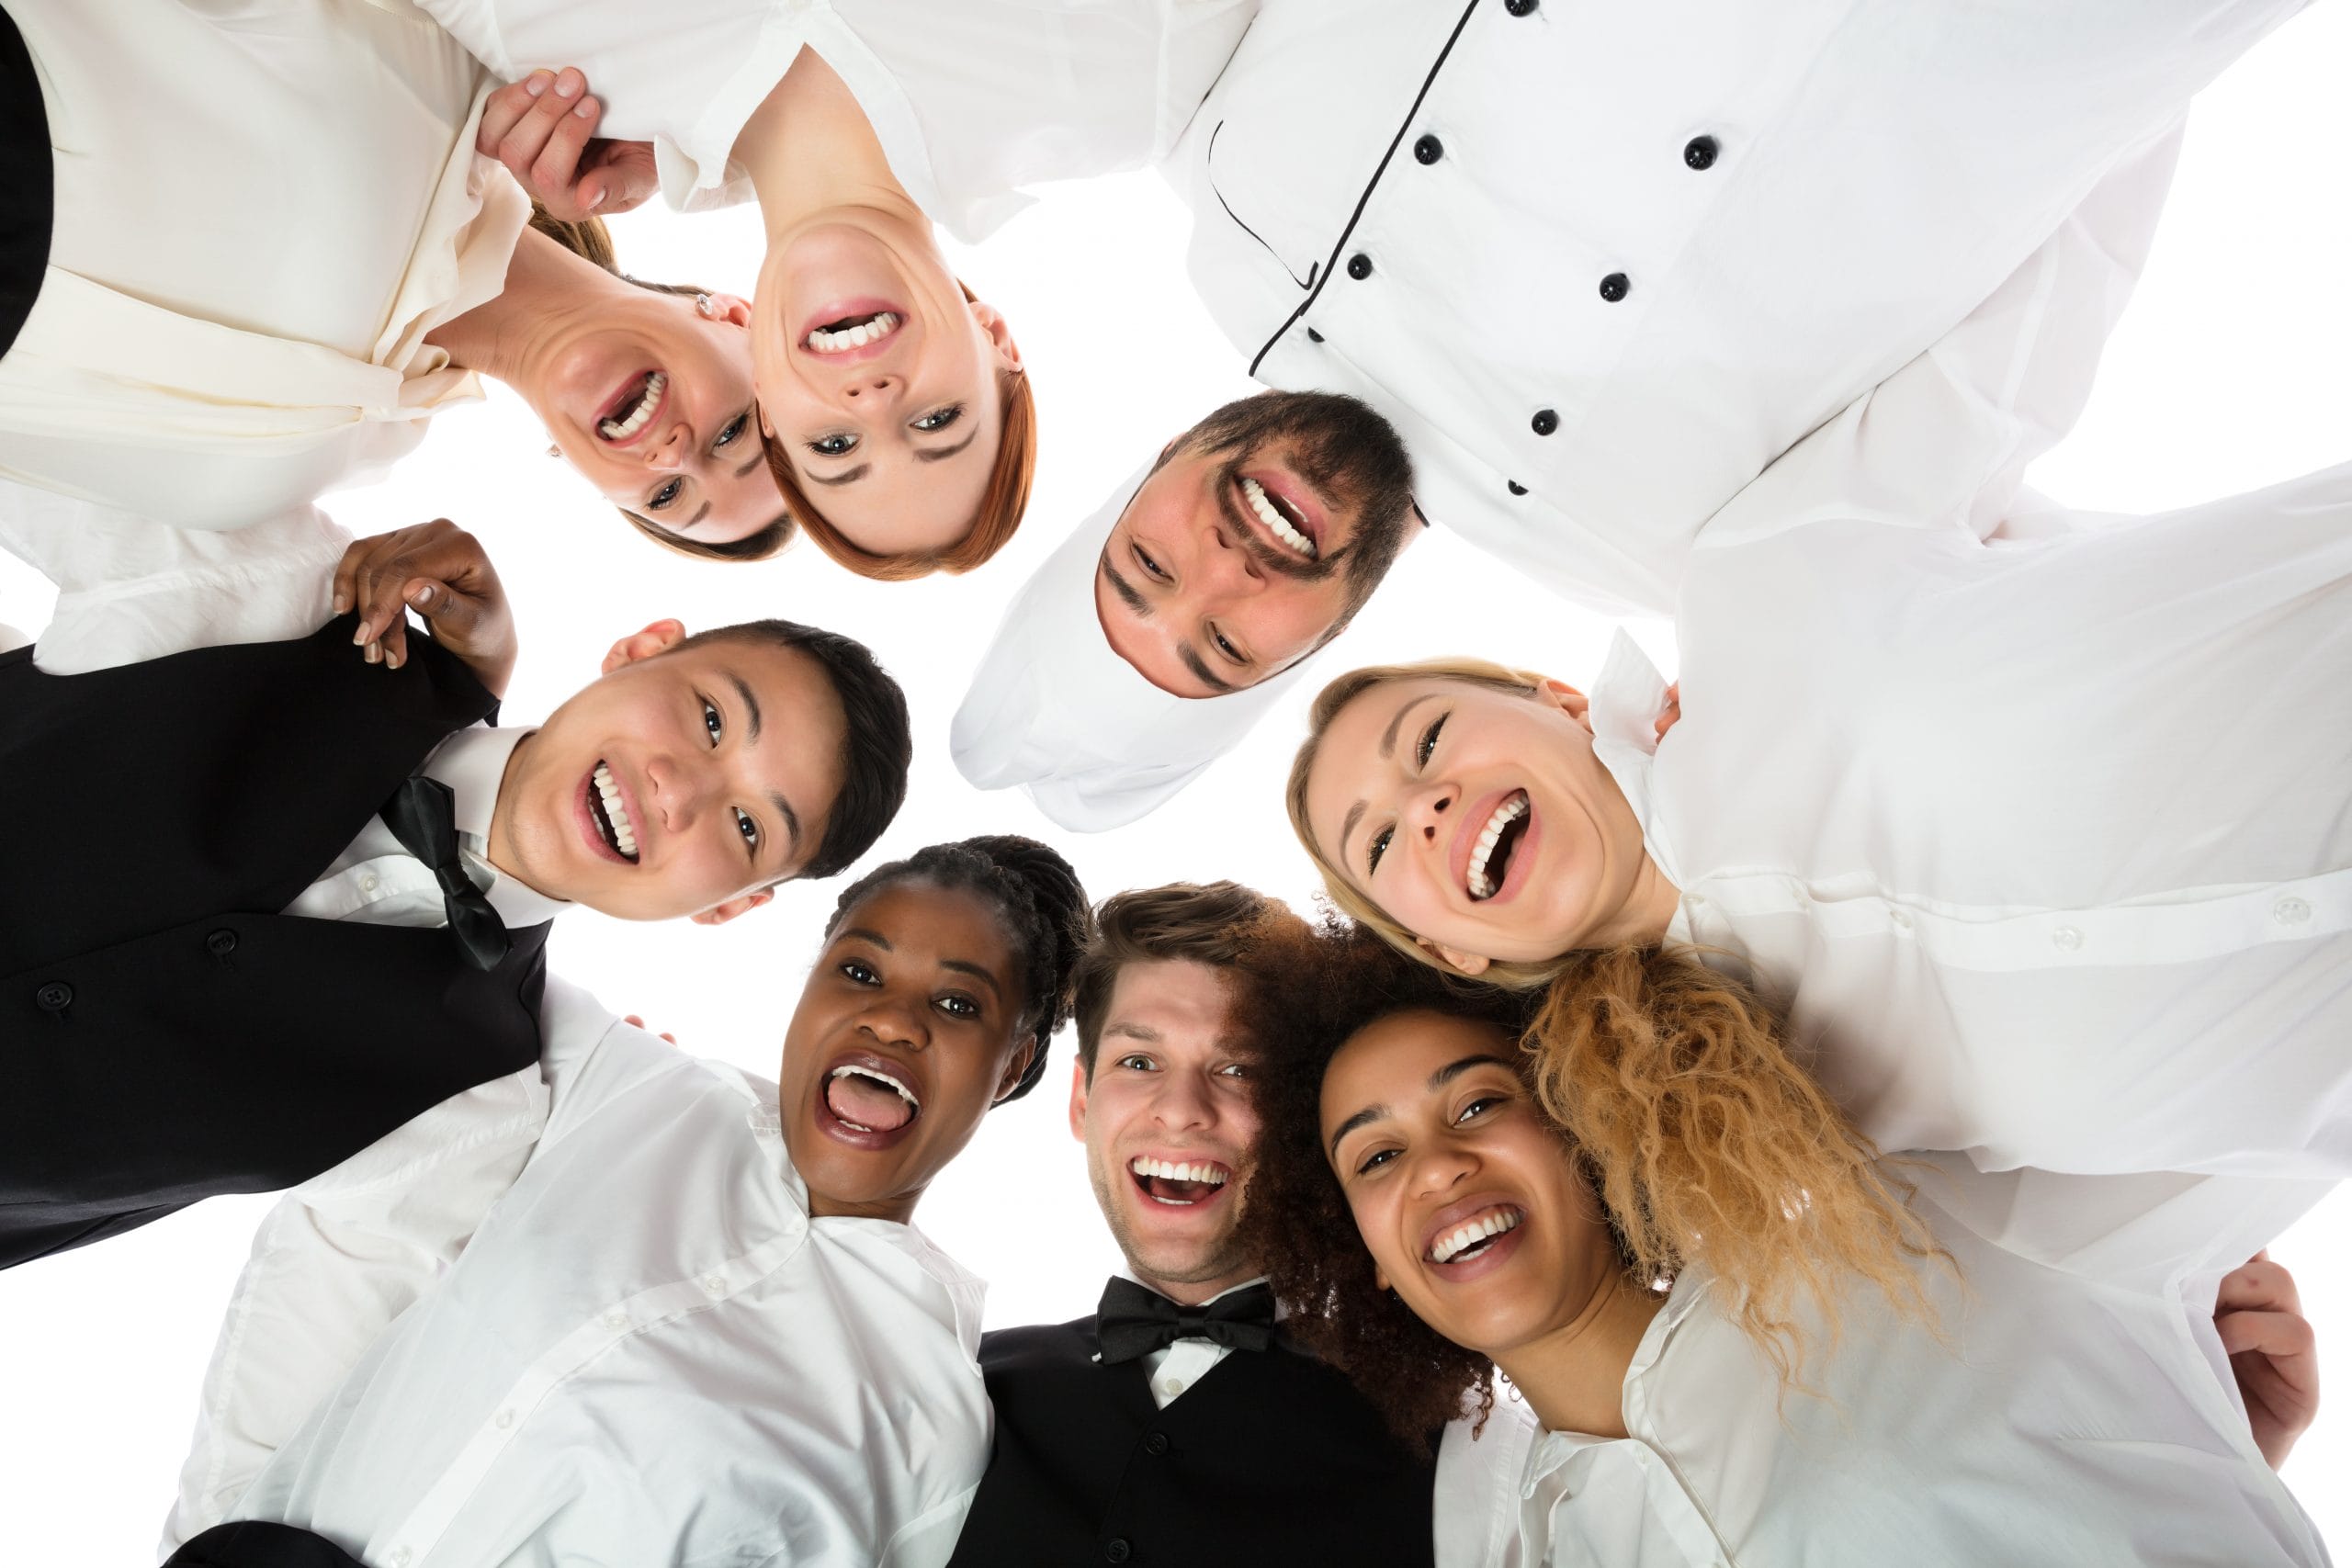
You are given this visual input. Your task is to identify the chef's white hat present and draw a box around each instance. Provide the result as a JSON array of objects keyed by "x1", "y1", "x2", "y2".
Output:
[{"x1": 952, "y1": 465, "x2": 1319, "y2": 832}]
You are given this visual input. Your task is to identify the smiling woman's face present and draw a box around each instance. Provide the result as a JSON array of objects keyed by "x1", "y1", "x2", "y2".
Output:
[
  {"x1": 1302, "y1": 677, "x2": 1645, "y2": 967},
  {"x1": 523, "y1": 288, "x2": 785, "y2": 547},
  {"x1": 751, "y1": 222, "x2": 1021, "y2": 558},
  {"x1": 776, "y1": 881, "x2": 1032, "y2": 1224},
  {"x1": 1320, "y1": 1009, "x2": 1619, "y2": 1359}
]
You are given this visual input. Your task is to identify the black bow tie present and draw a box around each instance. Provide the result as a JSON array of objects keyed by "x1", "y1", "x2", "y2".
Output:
[
  {"x1": 379, "y1": 775, "x2": 511, "y2": 971},
  {"x1": 1095, "y1": 1277, "x2": 1277, "y2": 1365}
]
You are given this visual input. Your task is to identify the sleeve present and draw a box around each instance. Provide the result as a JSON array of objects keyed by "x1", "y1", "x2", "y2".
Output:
[
  {"x1": 0, "y1": 481, "x2": 348, "y2": 674},
  {"x1": 157, "y1": 1066, "x2": 551, "y2": 1552},
  {"x1": 876, "y1": 1484, "x2": 982, "y2": 1568}
]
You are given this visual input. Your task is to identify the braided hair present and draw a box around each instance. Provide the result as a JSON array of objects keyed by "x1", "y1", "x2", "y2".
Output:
[{"x1": 824, "y1": 836, "x2": 1094, "y2": 1103}]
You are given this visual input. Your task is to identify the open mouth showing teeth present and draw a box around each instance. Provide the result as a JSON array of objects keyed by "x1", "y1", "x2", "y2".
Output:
[
  {"x1": 1128, "y1": 1155, "x2": 1231, "y2": 1207},
  {"x1": 1238, "y1": 476, "x2": 1316, "y2": 558},
  {"x1": 598, "y1": 370, "x2": 665, "y2": 442},
  {"x1": 826, "y1": 1065, "x2": 921, "y2": 1134},
  {"x1": 1466, "y1": 791, "x2": 1531, "y2": 900},
  {"x1": 1428, "y1": 1206, "x2": 1522, "y2": 1264},
  {"x1": 588, "y1": 760, "x2": 639, "y2": 863},
  {"x1": 805, "y1": 311, "x2": 901, "y2": 354}
]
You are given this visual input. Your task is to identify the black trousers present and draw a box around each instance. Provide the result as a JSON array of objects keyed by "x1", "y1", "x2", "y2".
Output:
[
  {"x1": 167, "y1": 1523, "x2": 369, "y2": 1568},
  {"x1": 0, "y1": 1, "x2": 53, "y2": 361}
]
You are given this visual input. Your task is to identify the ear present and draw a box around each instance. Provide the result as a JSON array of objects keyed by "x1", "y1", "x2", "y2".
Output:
[
  {"x1": 701, "y1": 291, "x2": 753, "y2": 329},
  {"x1": 966, "y1": 297, "x2": 1023, "y2": 374},
  {"x1": 1373, "y1": 1261, "x2": 1392, "y2": 1293},
  {"x1": 1067, "y1": 1055, "x2": 1091, "y2": 1143},
  {"x1": 601, "y1": 619, "x2": 687, "y2": 675},
  {"x1": 691, "y1": 886, "x2": 775, "y2": 927},
  {"x1": 992, "y1": 1037, "x2": 1040, "y2": 1105},
  {"x1": 1415, "y1": 934, "x2": 1492, "y2": 978},
  {"x1": 1535, "y1": 677, "x2": 1592, "y2": 733}
]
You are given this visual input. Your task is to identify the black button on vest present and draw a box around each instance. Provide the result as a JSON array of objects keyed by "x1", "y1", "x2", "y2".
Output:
[
  {"x1": 206, "y1": 930, "x2": 239, "y2": 957},
  {"x1": 1531, "y1": 409, "x2": 1559, "y2": 436},
  {"x1": 1346, "y1": 253, "x2": 1373, "y2": 280},
  {"x1": 34, "y1": 982, "x2": 71, "y2": 1012},
  {"x1": 1684, "y1": 135, "x2": 1720, "y2": 170},
  {"x1": 1413, "y1": 134, "x2": 1443, "y2": 164},
  {"x1": 1600, "y1": 271, "x2": 1631, "y2": 302},
  {"x1": 1508, "y1": 480, "x2": 1529, "y2": 496}
]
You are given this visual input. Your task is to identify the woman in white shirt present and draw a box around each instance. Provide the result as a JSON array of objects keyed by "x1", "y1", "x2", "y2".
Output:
[
  {"x1": 1237, "y1": 932, "x2": 2327, "y2": 1568},
  {"x1": 0, "y1": 0, "x2": 797, "y2": 561},
  {"x1": 163, "y1": 835, "x2": 1093, "y2": 1566}
]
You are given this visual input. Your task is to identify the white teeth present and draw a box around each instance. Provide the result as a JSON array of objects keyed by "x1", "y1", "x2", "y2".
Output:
[
  {"x1": 1465, "y1": 793, "x2": 1530, "y2": 900},
  {"x1": 597, "y1": 371, "x2": 666, "y2": 441},
  {"x1": 1429, "y1": 1208, "x2": 1522, "y2": 1264},
  {"x1": 1239, "y1": 477, "x2": 1316, "y2": 558},
  {"x1": 831, "y1": 1064, "x2": 921, "y2": 1110},
  {"x1": 805, "y1": 311, "x2": 901, "y2": 354},
  {"x1": 1128, "y1": 1156, "x2": 1229, "y2": 1187},
  {"x1": 592, "y1": 761, "x2": 639, "y2": 859}
]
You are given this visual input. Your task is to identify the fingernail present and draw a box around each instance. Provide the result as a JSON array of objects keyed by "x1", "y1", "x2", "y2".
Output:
[
  {"x1": 525, "y1": 70, "x2": 551, "y2": 97},
  {"x1": 585, "y1": 187, "x2": 606, "y2": 211},
  {"x1": 365, "y1": 640, "x2": 380, "y2": 664},
  {"x1": 573, "y1": 97, "x2": 595, "y2": 118},
  {"x1": 409, "y1": 586, "x2": 434, "y2": 608},
  {"x1": 387, "y1": 649, "x2": 402, "y2": 671},
  {"x1": 353, "y1": 622, "x2": 370, "y2": 646},
  {"x1": 332, "y1": 592, "x2": 349, "y2": 614},
  {"x1": 555, "y1": 69, "x2": 582, "y2": 98}
]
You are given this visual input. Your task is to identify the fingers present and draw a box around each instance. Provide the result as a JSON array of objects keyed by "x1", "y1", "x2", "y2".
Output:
[
  {"x1": 2217, "y1": 1256, "x2": 2301, "y2": 1318},
  {"x1": 478, "y1": 68, "x2": 605, "y2": 220},
  {"x1": 581, "y1": 140, "x2": 661, "y2": 216},
  {"x1": 2218, "y1": 1306, "x2": 2318, "y2": 1366}
]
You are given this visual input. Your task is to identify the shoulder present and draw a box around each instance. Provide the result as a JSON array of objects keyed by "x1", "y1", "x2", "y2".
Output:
[{"x1": 978, "y1": 1314, "x2": 1099, "y2": 1375}]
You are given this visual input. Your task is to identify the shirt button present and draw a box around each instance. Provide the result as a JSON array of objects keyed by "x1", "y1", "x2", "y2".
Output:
[
  {"x1": 1306, "y1": 327, "x2": 1324, "y2": 343},
  {"x1": 358, "y1": 872, "x2": 381, "y2": 895},
  {"x1": 35, "y1": 982, "x2": 72, "y2": 1012},
  {"x1": 389, "y1": 1551, "x2": 412, "y2": 1568},
  {"x1": 2273, "y1": 897, "x2": 2312, "y2": 926},
  {"x1": 1599, "y1": 272, "x2": 1631, "y2": 302},
  {"x1": 206, "y1": 929, "x2": 238, "y2": 956},
  {"x1": 702, "y1": 1274, "x2": 728, "y2": 1296},
  {"x1": 1505, "y1": 0, "x2": 1538, "y2": 13},
  {"x1": 1156, "y1": 1376, "x2": 1183, "y2": 1400},
  {"x1": 1346, "y1": 253, "x2": 1373, "y2": 281},
  {"x1": 1507, "y1": 480, "x2": 1528, "y2": 496},
  {"x1": 1105, "y1": 1540, "x2": 1133, "y2": 1563},
  {"x1": 1888, "y1": 908, "x2": 1913, "y2": 932},
  {"x1": 493, "y1": 1408, "x2": 514, "y2": 1429},
  {"x1": 2052, "y1": 926, "x2": 2085, "y2": 953},
  {"x1": 1143, "y1": 1432, "x2": 1170, "y2": 1456},
  {"x1": 1531, "y1": 408, "x2": 1559, "y2": 436},
  {"x1": 604, "y1": 1310, "x2": 630, "y2": 1330},
  {"x1": 1683, "y1": 135, "x2": 1720, "y2": 170},
  {"x1": 1413, "y1": 133, "x2": 1443, "y2": 164}
]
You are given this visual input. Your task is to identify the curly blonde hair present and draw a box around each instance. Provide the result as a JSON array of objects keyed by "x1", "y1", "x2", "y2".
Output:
[{"x1": 1281, "y1": 662, "x2": 1946, "y2": 1381}]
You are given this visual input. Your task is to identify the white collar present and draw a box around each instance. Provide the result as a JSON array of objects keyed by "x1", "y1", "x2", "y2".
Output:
[
  {"x1": 417, "y1": 725, "x2": 571, "y2": 928},
  {"x1": 1113, "y1": 1269, "x2": 1279, "y2": 1314},
  {"x1": 1522, "y1": 1267, "x2": 1713, "y2": 1483}
]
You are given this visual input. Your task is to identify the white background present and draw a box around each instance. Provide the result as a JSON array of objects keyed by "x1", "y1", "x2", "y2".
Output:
[{"x1": 3, "y1": 9, "x2": 2346, "y2": 1557}]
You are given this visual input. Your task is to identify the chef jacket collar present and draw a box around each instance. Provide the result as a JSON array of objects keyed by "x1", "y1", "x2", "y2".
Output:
[{"x1": 950, "y1": 461, "x2": 1318, "y2": 831}]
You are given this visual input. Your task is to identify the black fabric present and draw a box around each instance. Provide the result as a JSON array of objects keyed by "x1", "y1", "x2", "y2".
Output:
[
  {"x1": 167, "y1": 1522, "x2": 370, "y2": 1568},
  {"x1": 380, "y1": 774, "x2": 512, "y2": 970},
  {"x1": 947, "y1": 1315, "x2": 1439, "y2": 1567},
  {"x1": 1095, "y1": 1277, "x2": 1275, "y2": 1364},
  {"x1": 0, "y1": 618, "x2": 548, "y2": 1270},
  {"x1": 0, "y1": 3, "x2": 53, "y2": 362}
]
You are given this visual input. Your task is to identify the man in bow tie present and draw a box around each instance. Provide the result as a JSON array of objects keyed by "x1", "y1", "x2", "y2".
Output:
[{"x1": 944, "y1": 882, "x2": 1535, "y2": 1568}]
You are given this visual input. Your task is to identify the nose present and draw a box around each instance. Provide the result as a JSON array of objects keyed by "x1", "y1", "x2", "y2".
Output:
[
  {"x1": 1193, "y1": 513, "x2": 1264, "y2": 601},
  {"x1": 1151, "y1": 1069, "x2": 1217, "y2": 1133},
  {"x1": 644, "y1": 420, "x2": 690, "y2": 471},
  {"x1": 856, "y1": 989, "x2": 931, "y2": 1052},
  {"x1": 1408, "y1": 1139, "x2": 1479, "y2": 1201},
  {"x1": 837, "y1": 372, "x2": 902, "y2": 409},
  {"x1": 1402, "y1": 781, "x2": 1459, "y2": 851},
  {"x1": 642, "y1": 752, "x2": 717, "y2": 832}
]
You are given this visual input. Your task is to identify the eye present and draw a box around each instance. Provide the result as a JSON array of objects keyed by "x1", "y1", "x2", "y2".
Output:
[
  {"x1": 839, "y1": 958, "x2": 880, "y2": 987},
  {"x1": 1456, "y1": 1093, "x2": 1509, "y2": 1125},
  {"x1": 912, "y1": 402, "x2": 966, "y2": 434},
  {"x1": 1366, "y1": 824, "x2": 1394, "y2": 876},
  {"x1": 1353, "y1": 1146, "x2": 1397, "y2": 1176},
  {"x1": 1216, "y1": 1062, "x2": 1249, "y2": 1079},
  {"x1": 1115, "y1": 1053, "x2": 1157, "y2": 1072},
  {"x1": 937, "y1": 993, "x2": 981, "y2": 1021},
  {"x1": 701, "y1": 698, "x2": 723, "y2": 746},
  {"x1": 1416, "y1": 712, "x2": 1449, "y2": 767},
  {"x1": 1209, "y1": 626, "x2": 1245, "y2": 665},
  {"x1": 715, "y1": 412, "x2": 751, "y2": 451},
  {"x1": 649, "y1": 478, "x2": 684, "y2": 511},
  {"x1": 808, "y1": 433, "x2": 858, "y2": 458},
  {"x1": 732, "y1": 807, "x2": 760, "y2": 856},
  {"x1": 1133, "y1": 545, "x2": 1170, "y2": 582}
]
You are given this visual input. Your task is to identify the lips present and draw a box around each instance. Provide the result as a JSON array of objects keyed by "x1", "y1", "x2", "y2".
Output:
[
  {"x1": 813, "y1": 1048, "x2": 926, "y2": 1151},
  {"x1": 1235, "y1": 467, "x2": 1324, "y2": 557},
  {"x1": 595, "y1": 369, "x2": 667, "y2": 446},
  {"x1": 1419, "y1": 1195, "x2": 1529, "y2": 1280},
  {"x1": 576, "y1": 759, "x2": 644, "y2": 866},
  {"x1": 1451, "y1": 788, "x2": 1536, "y2": 906},
  {"x1": 797, "y1": 297, "x2": 910, "y2": 367},
  {"x1": 1126, "y1": 1153, "x2": 1236, "y2": 1210}
]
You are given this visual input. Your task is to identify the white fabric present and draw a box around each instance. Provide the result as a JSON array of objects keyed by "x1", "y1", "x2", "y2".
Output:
[
  {"x1": 0, "y1": 0, "x2": 527, "y2": 532},
  {"x1": 1511, "y1": 1192, "x2": 2325, "y2": 1568},
  {"x1": 1170, "y1": 0, "x2": 2302, "y2": 615},
  {"x1": 166, "y1": 984, "x2": 991, "y2": 1567},
  {"x1": 409, "y1": 0, "x2": 1253, "y2": 241},
  {"x1": 950, "y1": 464, "x2": 1315, "y2": 829}
]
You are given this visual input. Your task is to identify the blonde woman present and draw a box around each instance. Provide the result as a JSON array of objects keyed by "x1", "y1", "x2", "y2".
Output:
[{"x1": 1235, "y1": 926, "x2": 2326, "y2": 1566}]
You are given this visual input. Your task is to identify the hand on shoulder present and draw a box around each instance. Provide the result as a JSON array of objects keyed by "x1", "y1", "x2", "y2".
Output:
[
  {"x1": 332, "y1": 519, "x2": 518, "y2": 696},
  {"x1": 478, "y1": 67, "x2": 658, "y2": 220}
]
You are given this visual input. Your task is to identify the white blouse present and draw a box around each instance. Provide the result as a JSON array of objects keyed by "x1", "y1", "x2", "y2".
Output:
[
  {"x1": 0, "y1": 0, "x2": 526, "y2": 531},
  {"x1": 1514, "y1": 1192, "x2": 2325, "y2": 1568},
  {"x1": 411, "y1": 0, "x2": 1254, "y2": 243},
  {"x1": 173, "y1": 984, "x2": 990, "y2": 1567}
]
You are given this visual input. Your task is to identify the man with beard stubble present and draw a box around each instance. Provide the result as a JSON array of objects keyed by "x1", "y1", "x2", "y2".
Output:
[{"x1": 944, "y1": 881, "x2": 1534, "y2": 1568}]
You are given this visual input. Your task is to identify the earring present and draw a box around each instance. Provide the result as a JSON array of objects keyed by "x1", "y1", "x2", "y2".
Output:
[
  {"x1": 546, "y1": 442, "x2": 560, "y2": 458},
  {"x1": 695, "y1": 293, "x2": 714, "y2": 318}
]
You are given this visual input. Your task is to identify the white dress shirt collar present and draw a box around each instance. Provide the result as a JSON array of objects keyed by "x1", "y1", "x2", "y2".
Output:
[{"x1": 418, "y1": 727, "x2": 571, "y2": 930}]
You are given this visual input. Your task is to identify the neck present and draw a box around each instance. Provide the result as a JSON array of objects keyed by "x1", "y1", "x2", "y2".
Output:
[
  {"x1": 734, "y1": 47, "x2": 931, "y2": 249},
  {"x1": 1130, "y1": 1262, "x2": 1261, "y2": 1309},
  {"x1": 1491, "y1": 1269, "x2": 1664, "y2": 1439},
  {"x1": 481, "y1": 732, "x2": 553, "y2": 895},
  {"x1": 808, "y1": 1190, "x2": 918, "y2": 1224},
  {"x1": 425, "y1": 227, "x2": 617, "y2": 387}
]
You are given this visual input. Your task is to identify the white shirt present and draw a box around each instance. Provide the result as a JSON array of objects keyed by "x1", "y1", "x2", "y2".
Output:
[
  {"x1": 169, "y1": 984, "x2": 991, "y2": 1567},
  {"x1": 1511, "y1": 1191, "x2": 2324, "y2": 1568},
  {"x1": 1165, "y1": 0, "x2": 2301, "y2": 615},
  {"x1": 0, "y1": 0, "x2": 526, "y2": 531},
  {"x1": 411, "y1": 0, "x2": 1253, "y2": 242}
]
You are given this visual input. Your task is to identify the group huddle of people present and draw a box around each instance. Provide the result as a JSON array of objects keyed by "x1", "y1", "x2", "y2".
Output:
[{"x1": 1, "y1": 0, "x2": 2346, "y2": 1563}]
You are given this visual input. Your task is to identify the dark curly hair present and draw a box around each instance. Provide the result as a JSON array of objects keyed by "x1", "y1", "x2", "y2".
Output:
[{"x1": 825, "y1": 836, "x2": 1095, "y2": 1104}]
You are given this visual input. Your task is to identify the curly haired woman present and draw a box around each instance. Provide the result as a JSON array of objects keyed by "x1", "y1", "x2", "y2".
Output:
[{"x1": 1234, "y1": 922, "x2": 2326, "y2": 1567}]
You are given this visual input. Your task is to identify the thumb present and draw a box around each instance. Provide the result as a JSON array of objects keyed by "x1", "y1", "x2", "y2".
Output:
[
  {"x1": 587, "y1": 143, "x2": 659, "y2": 214},
  {"x1": 404, "y1": 578, "x2": 483, "y2": 642}
]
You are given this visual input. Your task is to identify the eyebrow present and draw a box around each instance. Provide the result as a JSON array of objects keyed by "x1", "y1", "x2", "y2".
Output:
[
  {"x1": 724, "y1": 669, "x2": 803, "y2": 860},
  {"x1": 1103, "y1": 1021, "x2": 1163, "y2": 1043},
  {"x1": 940, "y1": 959, "x2": 1004, "y2": 998},
  {"x1": 1338, "y1": 694, "x2": 1440, "y2": 863},
  {"x1": 1178, "y1": 643, "x2": 1238, "y2": 695},
  {"x1": 734, "y1": 453, "x2": 763, "y2": 479},
  {"x1": 807, "y1": 463, "x2": 873, "y2": 489},
  {"x1": 913, "y1": 429, "x2": 979, "y2": 465},
  {"x1": 1327, "y1": 1051, "x2": 1513, "y2": 1156},
  {"x1": 1101, "y1": 557, "x2": 1150, "y2": 618}
]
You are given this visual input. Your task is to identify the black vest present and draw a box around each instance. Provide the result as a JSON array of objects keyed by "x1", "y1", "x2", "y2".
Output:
[
  {"x1": 0, "y1": 620, "x2": 549, "y2": 1269},
  {"x1": 0, "y1": 2, "x2": 53, "y2": 362},
  {"x1": 947, "y1": 1316, "x2": 1439, "y2": 1567}
]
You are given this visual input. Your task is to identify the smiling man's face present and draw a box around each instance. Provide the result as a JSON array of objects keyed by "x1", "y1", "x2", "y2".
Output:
[{"x1": 1095, "y1": 391, "x2": 1417, "y2": 698}]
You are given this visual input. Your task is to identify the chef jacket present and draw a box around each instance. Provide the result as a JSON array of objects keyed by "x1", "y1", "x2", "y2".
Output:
[
  {"x1": 167, "y1": 984, "x2": 991, "y2": 1567},
  {"x1": 0, "y1": 0, "x2": 524, "y2": 532},
  {"x1": 1512, "y1": 1189, "x2": 2325, "y2": 1568},
  {"x1": 411, "y1": 0, "x2": 1254, "y2": 243}
]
